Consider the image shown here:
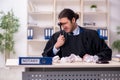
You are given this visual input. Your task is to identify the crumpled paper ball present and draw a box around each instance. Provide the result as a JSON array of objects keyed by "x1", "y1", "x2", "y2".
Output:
[
  {"x1": 52, "y1": 56, "x2": 60, "y2": 63},
  {"x1": 53, "y1": 54, "x2": 82, "y2": 63},
  {"x1": 67, "y1": 54, "x2": 82, "y2": 63},
  {"x1": 83, "y1": 55, "x2": 99, "y2": 63}
]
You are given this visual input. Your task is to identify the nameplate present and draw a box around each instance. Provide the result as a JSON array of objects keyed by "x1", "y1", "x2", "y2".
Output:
[{"x1": 19, "y1": 57, "x2": 52, "y2": 65}]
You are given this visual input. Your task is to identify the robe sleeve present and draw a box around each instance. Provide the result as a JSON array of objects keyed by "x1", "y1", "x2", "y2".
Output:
[
  {"x1": 42, "y1": 32, "x2": 62, "y2": 57},
  {"x1": 91, "y1": 30, "x2": 112, "y2": 61}
]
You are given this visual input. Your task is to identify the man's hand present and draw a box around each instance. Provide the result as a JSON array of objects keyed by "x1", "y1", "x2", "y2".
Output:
[{"x1": 55, "y1": 35, "x2": 65, "y2": 49}]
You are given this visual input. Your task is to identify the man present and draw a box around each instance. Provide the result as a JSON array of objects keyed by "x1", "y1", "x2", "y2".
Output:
[{"x1": 42, "y1": 8, "x2": 112, "y2": 62}]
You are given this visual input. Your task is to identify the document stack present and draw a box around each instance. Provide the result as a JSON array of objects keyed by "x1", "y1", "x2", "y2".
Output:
[{"x1": 112, "y1": 54, "x2": 120, "y2": 62}]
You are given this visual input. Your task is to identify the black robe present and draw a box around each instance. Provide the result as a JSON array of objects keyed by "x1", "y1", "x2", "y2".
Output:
[{"x1": 42, "y1": 27, "x2": 112, "y2": 61}]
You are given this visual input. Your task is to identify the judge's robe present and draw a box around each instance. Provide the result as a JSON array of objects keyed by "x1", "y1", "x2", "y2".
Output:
[{"x1": 42, "y1": 27, "x2": 112, "y2": 61}]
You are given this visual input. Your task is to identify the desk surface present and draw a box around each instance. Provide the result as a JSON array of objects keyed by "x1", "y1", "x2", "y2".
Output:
[{"x1": 6, "y1": 59, "x2": 120, "y2": 68}]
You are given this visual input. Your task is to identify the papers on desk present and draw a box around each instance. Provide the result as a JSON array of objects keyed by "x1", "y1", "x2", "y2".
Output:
[
  {"x1": 53, "y1": 54, "x2": 98, "y2": 64},
  {"x1": 112, "y1": 54, "x2": 120, "y2": 62},
  {"x1": 53, "y1": 54, "x2": 82, "y2": 63},
  {"x1": 115, "y1": 54, "x2": 120, "y2": 57}
]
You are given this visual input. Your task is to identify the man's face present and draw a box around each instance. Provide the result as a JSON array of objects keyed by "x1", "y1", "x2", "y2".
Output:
[{"x1": 59, "y1": 17, "x2": 75, "y2": 33}]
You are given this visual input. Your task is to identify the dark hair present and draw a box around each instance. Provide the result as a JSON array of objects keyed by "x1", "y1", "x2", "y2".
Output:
[{"x1": 58, "y1": 8, "x2": 79, "y2": 22}]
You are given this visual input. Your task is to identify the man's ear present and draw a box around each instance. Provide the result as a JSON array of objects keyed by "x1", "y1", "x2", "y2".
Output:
[{"x1": 72, "y1": 18, "x2": 76, "y2": 23}]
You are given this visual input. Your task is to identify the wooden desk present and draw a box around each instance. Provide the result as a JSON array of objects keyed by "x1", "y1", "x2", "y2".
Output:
[{"x1": 6, "y1": 59, "x2": 120, "y2": 80}]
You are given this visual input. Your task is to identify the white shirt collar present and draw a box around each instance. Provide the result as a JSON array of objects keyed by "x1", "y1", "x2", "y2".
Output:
[{"x1": 73, "y1": 26, "x2": 80, "y2": 35}]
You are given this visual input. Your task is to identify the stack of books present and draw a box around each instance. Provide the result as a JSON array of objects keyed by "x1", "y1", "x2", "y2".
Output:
[
  {"x1": 44, "y1": 28, "x2": 53, "y2": 40},
  {"x1": 27, "y1": 28, "x2": 33, "y2": 39},
  {"x1": 97, "y1": 29, "x2": 108, "y2": 40}
]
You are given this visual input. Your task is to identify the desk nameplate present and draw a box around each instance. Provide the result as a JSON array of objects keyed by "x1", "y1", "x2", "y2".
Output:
[{"x1": 19, "y1": 57, "x2": 52, "y2": 65}]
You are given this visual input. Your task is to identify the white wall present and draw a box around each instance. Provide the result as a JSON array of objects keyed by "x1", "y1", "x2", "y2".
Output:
[
  {"x1": 0, "y1": 0, "x2": 27, "y2": 80},
  {"x1": 109, "y1": 0, "x2": 120, "y2": 54},
  {"x1": 0, "y1": 0, "x2": 27, "y2": 67},
  {"x1": 0, "y1": 0, "x2": 120, "y2": 80}
]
